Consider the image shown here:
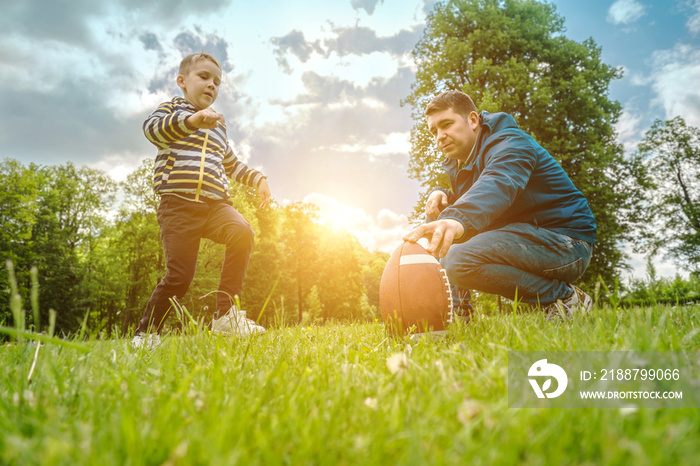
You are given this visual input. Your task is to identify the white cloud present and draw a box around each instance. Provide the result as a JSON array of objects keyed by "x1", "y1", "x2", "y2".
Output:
[
  {"x1": 329, "y1": 131, "x2": 411, "y2": 159},
  {"x1": 607, "y1": 0, "x2": 647, "y2": 25},
  {"x1": 615, "y1": 108, "x2": 645, "y2": 152},
  {"x1": 648, "y1": 44, "x2": 700, "y2": 127},
  {"x1": 302, "y1": 193, "x2": 409, "y2": 252},
  {"x1": 624, "y1": 245, "x2": 688, "y2": 283},
  {"x1": 367, "y1": 132, "x2": 412, "y2": 155},
  {"x1": 88, "y1": 152, "x2": 148, "y2": 182},
  {"x1": 351, "y1": 0, "x2": 384, "y2": 15},
  {"x1": 687, "y1": 0, "x2": 700, "y2": 34}
]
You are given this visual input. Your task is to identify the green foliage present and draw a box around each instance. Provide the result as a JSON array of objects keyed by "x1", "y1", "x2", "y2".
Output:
[
  {"x1": 1, "y1": 299, "x2": 699, "y2": 464},
  {"x1": 0, "y1": 160, "x2": 41, "y2": 326},
  {"x1": 0, "y1": 160, "x2": 117, "y2": 334},
  {"x1": 302, "y1": 285, "x2": 323, "y2": 324},
  {"x1": 623, "y1": 259, "x2": 700, "y2": 307},
  {"x1": 1, "y1": 158, "x2": 388, "y2": 336},
  {"x1": 631, "y1": 116, "x2": 700, "y2": 273},
  {"x1": 405, "y1": 0, "x2": 638, "y2": 287}
]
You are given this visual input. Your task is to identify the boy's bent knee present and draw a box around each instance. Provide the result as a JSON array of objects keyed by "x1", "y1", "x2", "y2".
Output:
[
  {"x1": 223, "y1": 222, "x2": 255, "y2": 248},
  {"x1": 163, "y1": 270, "x2": 196, "y2": 295}
]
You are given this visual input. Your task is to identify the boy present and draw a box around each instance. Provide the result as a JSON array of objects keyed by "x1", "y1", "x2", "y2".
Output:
[{"x1": 132, "y1": 53, "x2": 271, "y2": 349}]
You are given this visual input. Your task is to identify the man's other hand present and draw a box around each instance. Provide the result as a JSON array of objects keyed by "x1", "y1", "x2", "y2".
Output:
[{"x1": 425, "y1": 190, "x2": 449, "y2": 220}]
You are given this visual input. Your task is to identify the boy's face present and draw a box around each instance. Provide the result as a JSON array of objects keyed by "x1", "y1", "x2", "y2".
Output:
[
  {"x1": 426, "y1": 107, "x2": 480, "y2": 162},
  {"x1": 177, "y1": 59, "x2": 222, "y2": 110}
]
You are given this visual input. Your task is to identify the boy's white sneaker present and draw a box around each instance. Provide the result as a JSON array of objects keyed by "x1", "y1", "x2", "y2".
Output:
[
  {"x1": 130, "y1": 333, "x2": 161, "y2": 350},
  {"x1": 211, "y1": 307, "x2": 266, "y2": 337}
]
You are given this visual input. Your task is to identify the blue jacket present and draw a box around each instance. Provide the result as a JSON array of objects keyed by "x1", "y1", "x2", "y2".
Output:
[{"x1": 437, "y1": 111, "x2": 597, "y2": 245}]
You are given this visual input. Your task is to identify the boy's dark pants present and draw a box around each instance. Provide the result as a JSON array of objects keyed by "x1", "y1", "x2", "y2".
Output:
[{"x1": 137, "y1": 195, "x2": 254, "y2": 334}]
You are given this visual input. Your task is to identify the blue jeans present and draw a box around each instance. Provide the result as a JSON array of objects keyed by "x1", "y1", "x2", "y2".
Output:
[{"x1": 441, "y1": 223, "x2": 592, "y2": 306}]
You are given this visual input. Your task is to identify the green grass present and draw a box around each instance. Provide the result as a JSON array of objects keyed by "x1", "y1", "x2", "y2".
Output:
[{"x1": 1, "y1": 303, "x2": 699, "y2": 465}]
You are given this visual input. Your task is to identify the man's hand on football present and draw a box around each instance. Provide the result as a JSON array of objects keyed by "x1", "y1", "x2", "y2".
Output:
[{"x1": 403, "y1": 219, "x2": 465, "y2": 258}]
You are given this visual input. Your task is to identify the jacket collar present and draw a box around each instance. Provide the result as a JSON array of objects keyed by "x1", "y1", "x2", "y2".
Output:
[
  {"x1": 441, "y1": 111, "x2": 520, "y2": 171},
  {"x1": 172, "y1": 96, "x2": 213, "y2": 113}
]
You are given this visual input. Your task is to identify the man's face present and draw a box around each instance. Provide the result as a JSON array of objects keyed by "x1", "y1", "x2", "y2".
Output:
[
  {"x1": 177, "y1": 59, "x2": 222, "y2": 110},
  {"x1": 427, "y1": 108, "x2": 480, "y2": 162}
]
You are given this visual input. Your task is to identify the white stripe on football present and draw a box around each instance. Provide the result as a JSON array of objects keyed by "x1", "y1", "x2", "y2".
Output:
[{"x1": 399, "y1": 254, "x2": 439, "y2": 265}]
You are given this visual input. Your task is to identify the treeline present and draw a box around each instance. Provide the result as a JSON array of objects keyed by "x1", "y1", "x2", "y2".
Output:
[
  {"x1": 622, "y1": 260, "x2": 700, "y2": 307},
  {"x1": 0, "y1": 158, "x2": 388, "y2": 336}
]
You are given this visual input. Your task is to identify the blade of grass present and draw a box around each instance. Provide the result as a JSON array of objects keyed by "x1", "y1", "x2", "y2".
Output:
[
  {"x1": 0, "y1": 326, "x2": 90, "y2": 352},
  {"x1": 27, "y1": 341, "x2": 41, "y2": 384},
  {"x1": 30, "y1": 266, "x2": 40, "y2": 332},
  {"x1": 256, "y1": 273, "x2": 281, "y2": 324},
  {"x1": 6, "y1": 259, "x2": 25, "y2": 338}
]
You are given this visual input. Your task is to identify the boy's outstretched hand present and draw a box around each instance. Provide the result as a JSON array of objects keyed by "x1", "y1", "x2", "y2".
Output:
[
  {"x1": 403, "y1": 219, "x2": 465, "y2": 258},
  {"x1": 187, "y1": 108, "x2": 225, "y2": 129},
  {"x1": 258, "y1": 178, "x2": 271, "y2": 209}
]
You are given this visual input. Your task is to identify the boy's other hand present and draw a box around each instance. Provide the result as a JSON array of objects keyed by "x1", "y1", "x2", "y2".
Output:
[
  {"x1": 402, "y1": 219, "x2": 464, "y2": 258},
  {"x1": 425, "y1": 190, "x2": 449, "y2": 219},
  {"x1": 258, "y1": 178, "x2": 271, "y2": 209},
  {"x1": 187, "y1": 108, "x2": 225, "y2": 129}
]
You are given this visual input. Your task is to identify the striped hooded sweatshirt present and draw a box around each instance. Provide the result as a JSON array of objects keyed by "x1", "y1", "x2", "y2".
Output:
[{"x1": 143, "y1": 97, "x2": 265, "y2": 202}]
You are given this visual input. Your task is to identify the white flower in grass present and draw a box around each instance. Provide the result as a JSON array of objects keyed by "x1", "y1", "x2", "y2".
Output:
[
  {"x1": 457, "y1": 399, "x2": 482, "y2": 425},
  {"x1": 363, "y1": 397, "x2": 378, "y2": 410},
  {"x1": 386, "y1": 352, "x2": 408, "y2": 374},
  {"x1": 619, "y1": 405, "x2": 638, "y2": 416}
]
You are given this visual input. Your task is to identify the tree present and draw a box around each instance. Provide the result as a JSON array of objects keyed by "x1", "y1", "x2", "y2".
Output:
[
  {"x1": 32, "y1": 163, "x2": 116, "y2": 333},
  {"x1": 0, "y1": 160, "x2": 41, "y2": 326},
  {"x1": 316, "y1": 231, "x2": 364, "y2": 321},
  {"x1": 280, "y1": 203, "x2": 321, "y2": 323},
  {"x1": 633, "y1": 116, "x2": 700, "y2": 272},
  {"x1": 360, "y1": 250, "x2": 389, "y2": 315},
  {"x1": 405, "y1": 0, "x2": 637, "y2": 286},
  {"x1": 0, "y1": 160, "x2": 116, "y2": 333},
  {"x1": 242, "y1": 194, "x2": 284, "y2": 325}
]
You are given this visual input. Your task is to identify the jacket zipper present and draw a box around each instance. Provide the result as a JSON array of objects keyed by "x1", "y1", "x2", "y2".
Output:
[{"x1": 195, "y1": 129, "x2": 209, "y2": 202}]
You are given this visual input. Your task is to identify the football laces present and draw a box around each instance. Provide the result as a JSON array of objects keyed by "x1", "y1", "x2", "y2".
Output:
[{"x1": 440, "y1": 267, "x2": 454, "y2": 323}]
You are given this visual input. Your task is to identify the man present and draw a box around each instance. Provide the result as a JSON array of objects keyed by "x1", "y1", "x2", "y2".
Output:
[{"x1": 403, "y1": 90, "x2": 596, "y2": 320}]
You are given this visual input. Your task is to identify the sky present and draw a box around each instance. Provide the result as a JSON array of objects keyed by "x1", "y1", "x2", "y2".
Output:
[{"x1": 1, "y1": 0, "x2": 699, "y2": 280}]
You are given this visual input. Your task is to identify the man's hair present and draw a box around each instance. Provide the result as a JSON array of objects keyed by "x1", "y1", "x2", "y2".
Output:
[
  {"x1": 424, "y1": 90, "x2": 477, "y2": 119},
  {"x1": 178, "y1": 53, "x2": 222, "y2": 76}
]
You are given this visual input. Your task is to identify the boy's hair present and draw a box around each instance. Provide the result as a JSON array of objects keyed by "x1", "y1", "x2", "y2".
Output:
[
  {"x1": 178, "y1": 53, "x2": 222, "y2": 76},
  {"x1": 424, "y1": 90, "x2": 477, "y2": 120}
]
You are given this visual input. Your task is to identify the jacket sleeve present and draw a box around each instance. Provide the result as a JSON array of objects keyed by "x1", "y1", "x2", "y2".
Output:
[
  {"x1": 438, "y1": 132, "x2": 537, "y2": 241},
  {"x1": 223, "y1": 144, "x2": 266, "y2": 189},
  {"x1": 142, "y1": 101, "x2": 196, "y2": 148}
]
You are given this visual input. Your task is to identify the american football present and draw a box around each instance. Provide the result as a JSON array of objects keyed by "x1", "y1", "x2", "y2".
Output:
[{"x1": 379, "y1": 241, "x2": 454, "y2": 336}]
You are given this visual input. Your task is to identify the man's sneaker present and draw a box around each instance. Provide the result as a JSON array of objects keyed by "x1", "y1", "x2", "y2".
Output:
[
  {"x1": 449, "y1": 287, "x2": 474, "y2": 325},
  {"x1": 211, "y1": 307, "x2": 266, "y2": 337},
  {"x1": 452, "y1": 305, "x2": 474, "y2": 324},
  {"x1": 545, "y1": 285, "x2": 593, "y2": 319},
  {"x1": 131, "y1": 333, "x2": 161, "y2": 350}
]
